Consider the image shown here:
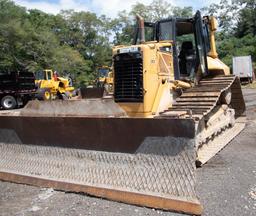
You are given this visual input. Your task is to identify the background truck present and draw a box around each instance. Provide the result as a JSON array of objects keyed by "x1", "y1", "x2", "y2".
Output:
[
  {"x1": 0, "y1": 71, "x2": 35, "y2": 109},
  {"x1": 232, "y1": 56, "x2": 254, "y2": 83}
]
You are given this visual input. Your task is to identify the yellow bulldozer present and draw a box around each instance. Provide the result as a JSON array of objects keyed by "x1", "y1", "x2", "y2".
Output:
[
  {"x1": 0, "y1": 11, "x2": 246, "y2": 215},
  {"x1": 80, "y1": 66, "x2": 113, "y2": 98},
  {"x1": 97, "y1": 66, "x2": 113, "y2": 94},
  {"x1": 35, "y1": 69, "x2": 74, "y2": 100}
]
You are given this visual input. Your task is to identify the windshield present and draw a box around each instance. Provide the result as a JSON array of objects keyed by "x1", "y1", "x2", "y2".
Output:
[
  {"x1": 35, "y1": 71, "x2": 46, "y2": 80},
  {"x1": 133, "y1": 20, "x2": 175, "y2": 44},
  {"x1": 134, "y1": 22, "x2": 155, "y2": 44},
  {"x1": 158, "y1": 20, "x2": 174, "y2": 41},
  {"x1": 98, "y1": 68, "x2": 109, "y2": 77}
]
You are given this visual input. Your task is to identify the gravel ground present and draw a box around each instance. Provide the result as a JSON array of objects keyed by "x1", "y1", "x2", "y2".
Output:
[
  {"x1": 197, "y1": 88, "x2": 256, "y2": 216},
  {"x1": 0, "y1": 88, "x2": 255, "y2": 216}
]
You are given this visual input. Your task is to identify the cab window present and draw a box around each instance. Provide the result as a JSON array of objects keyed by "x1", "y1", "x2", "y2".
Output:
[{"x1": 47, "y1": 71, "x2": 52, "y2": 80}]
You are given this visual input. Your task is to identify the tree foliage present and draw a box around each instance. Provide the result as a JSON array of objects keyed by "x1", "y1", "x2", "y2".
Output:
[
  {"x1": 0, "y1": 0, "x2": 110, "y2": 85},
  {"x1": 111, "y1": 0, "x2": 193, "y2": 45},
  {"x1": 203, "y1": 0, "x2": 256, "y2": 67},
  {"x1": 0, "y1": 0, "x2": 255, "y2": 85}
]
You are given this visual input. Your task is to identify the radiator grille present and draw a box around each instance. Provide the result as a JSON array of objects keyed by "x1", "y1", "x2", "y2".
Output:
[{"x1": 114, "y1": 52, "x2": 143, "y2": 102}]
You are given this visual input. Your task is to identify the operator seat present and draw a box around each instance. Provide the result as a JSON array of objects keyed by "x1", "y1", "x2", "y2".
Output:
[{"x1": 179, "y1": 41, "x2": 196, "y2": 77}]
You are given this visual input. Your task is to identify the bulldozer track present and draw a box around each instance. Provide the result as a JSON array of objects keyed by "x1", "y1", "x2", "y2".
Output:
[
  {"x1": 160, "y1": 75, "x2": 246, "y2": 165},
  {"x1": 164, "y1": 75, "x2": 245, "y2": 117},
  {"x1": 196, "y1": 118, "x2": 245, "y2": 166}
]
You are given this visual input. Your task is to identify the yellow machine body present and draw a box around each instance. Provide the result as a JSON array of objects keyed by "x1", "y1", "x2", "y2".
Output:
[
  {"x1": 35, "y1": 69, "x2": 74, "y2": 99},
  {"x1": 112, "y1": 17, "x2": 230, "y2": 118},
  {"x1": 113, "y1": 42, "x2": 174, "y2": 117},
  {"x1": 97, "y1": 66, "x2": 114, "y2": 94},
  {"x1": 98, "y1": 66, "x2": 113, "y2": 83}
]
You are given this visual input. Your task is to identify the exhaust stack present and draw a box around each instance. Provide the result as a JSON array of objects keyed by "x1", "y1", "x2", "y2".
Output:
[{"x1": 136, "y1": 14, "x2": 145, "y2": 43}]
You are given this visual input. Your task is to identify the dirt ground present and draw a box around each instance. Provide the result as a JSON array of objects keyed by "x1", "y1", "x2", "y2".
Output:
[{"x1": 0, "y1": 88, "x2": 255, "y2": 216}]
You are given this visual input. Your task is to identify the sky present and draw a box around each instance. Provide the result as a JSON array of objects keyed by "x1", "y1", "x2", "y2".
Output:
[{"x1": 13, "y1": 0, "x2": 220, "y2": 17}]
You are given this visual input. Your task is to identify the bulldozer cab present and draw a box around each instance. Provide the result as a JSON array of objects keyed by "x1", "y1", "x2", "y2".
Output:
[
  {"x1": 96, "y1": 66, "x2": 111, "y2": 86},
  {"x1": 134, "y1": 11, "x2": 210, "y2": 80},
  {"x1": 98, "y1": 66, "x2": 110, "y2": 78}
]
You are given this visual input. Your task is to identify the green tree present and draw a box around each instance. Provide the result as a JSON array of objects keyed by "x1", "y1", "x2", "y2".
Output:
[
  {"x1": 58, "y1": 10, "x2": 112, "y2": 73},
  {"x1": 111, "y1": 0, "x2": 193, "y2": 45},
  {"x1": 0, "y1": 0, "x2": 27, "y2": 71},
  {"x1": 234, "y1": 0, "x2": 256, "y2": 37},
  {"x1": 149, "y1": 0, "x2": 173, "y2": 21},
  {"x1": 0, "y1": 1, "x2": 93, "y2": 85},
  {"x1": 172, "y1": 6, "x2": 193, "y2": 17},
  {"x1": 217, "y1": 34, "x2": 256, "y2": 66},
  {"x1": 203, "y1": 0, "x2": 256, "y2": 66},
  {"x1": 201, "y1": 0, "x2": 239, "y2": 34},
  {"x1": 110, "y1": 11, "x2": 134, "y2": 45}
]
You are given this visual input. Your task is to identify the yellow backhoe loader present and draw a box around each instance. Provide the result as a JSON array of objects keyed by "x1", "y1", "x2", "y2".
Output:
[
  {"x1": 35, "y1": 69, "x2": 74, "y2": 100},
  {"x1": 0, "y1": 11, "x2": 245, "y2": 215}
]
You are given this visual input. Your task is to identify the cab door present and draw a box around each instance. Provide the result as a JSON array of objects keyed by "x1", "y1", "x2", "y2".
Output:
[{"x1": 194, "y1": 11, "x2": 210, "y2": 77}]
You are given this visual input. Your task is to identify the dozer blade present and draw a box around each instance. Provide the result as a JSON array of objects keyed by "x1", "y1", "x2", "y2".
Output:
[
  {"x1": 0, "y1": 100, "x2": 202, "y2": 215},
  {"x1": 80, "y1": 87, "x2": 105, "y2": 98}
]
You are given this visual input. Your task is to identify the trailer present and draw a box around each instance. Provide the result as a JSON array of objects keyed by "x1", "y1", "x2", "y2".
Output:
[
  {"x1": 232, "y1": 56, "x2": 254, "y2": 83},
  {"x1": 0, "y1": 71, "x2": 36, "y2": 109}
]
